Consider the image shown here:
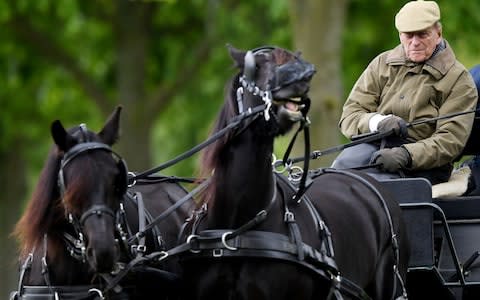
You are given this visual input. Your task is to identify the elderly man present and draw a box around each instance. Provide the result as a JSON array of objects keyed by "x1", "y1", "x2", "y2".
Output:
[{"x1": 332, "y1": 0, "x2": 478, "y2": 185}]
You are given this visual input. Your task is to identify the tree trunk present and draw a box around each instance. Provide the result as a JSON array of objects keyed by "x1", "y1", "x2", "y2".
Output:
[
  {"x1": 289, "y1": 0, "x2": 347, "y2": 168},
  {"x1": 0, "y1": 144, "x2": 27, "y2": 299},
  {"x1": 114, "y1": 0, "x2": 154, "y2": 170}
]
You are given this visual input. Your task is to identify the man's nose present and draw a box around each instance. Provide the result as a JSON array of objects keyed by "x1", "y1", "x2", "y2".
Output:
[{"x1": 411, "y1": 35, "x2": 422, "y2": 45}]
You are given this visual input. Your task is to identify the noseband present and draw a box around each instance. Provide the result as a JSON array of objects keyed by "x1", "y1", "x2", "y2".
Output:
[{"x1": 236, "y1": 47, "x2": 315, "y2": 120}]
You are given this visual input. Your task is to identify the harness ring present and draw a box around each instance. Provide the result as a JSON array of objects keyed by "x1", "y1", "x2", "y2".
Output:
[
  {"x1": 88, "y1": 288, "x2": 105, "y2": 300},
  {"x1": 221, "y1": 232, "x2": 238, "y2": 251},
  {"x1": 186, "y1": 235, "x2": 201, "y2": 253},
  {"x1": 127, "y1": 172, "x2": 137, "y2": 187}
]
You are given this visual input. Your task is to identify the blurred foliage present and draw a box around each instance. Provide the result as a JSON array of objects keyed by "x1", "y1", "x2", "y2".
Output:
[
  {"x1": 2, "y1": 1, "x2": 479, "y2": 297},
  {"x1": 149, "y1": 0, "x2": 292, "y2": 177},
  {"x1": 0, "y1": 0, "x2": 292, "y2": 187},
  {"x1": 0, "y1": 0, "x2": 479, "y2": 189}
]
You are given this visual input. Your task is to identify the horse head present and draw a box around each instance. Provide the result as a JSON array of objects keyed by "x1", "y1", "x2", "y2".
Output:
[
  {"x1": 51, "y1": 106, "x2": 126, "y2": 273},
  {"x1": 228, "y1": 45, "x2": 316, "y2": 134},
  {"x1": 199, "y1": 46, "x2": 316, "y2": 228}
]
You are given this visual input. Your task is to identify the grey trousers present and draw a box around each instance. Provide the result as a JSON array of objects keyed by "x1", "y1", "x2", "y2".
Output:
[
  {"x1": 331, "y1": 142, "x2": 452, "y2": 185},
  {"x1": 331, "y1": 143, "x2": 401, "y2": 181}
]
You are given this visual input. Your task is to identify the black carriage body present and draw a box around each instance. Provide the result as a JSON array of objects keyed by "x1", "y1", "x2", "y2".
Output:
[{"x1": 380, "y1": 178, "x2": 480, "y2": 300}]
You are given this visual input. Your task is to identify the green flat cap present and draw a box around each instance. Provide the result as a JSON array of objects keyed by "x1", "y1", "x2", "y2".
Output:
[{"x1": 395, "y1": 0, "x2": 440, "y2": 32}]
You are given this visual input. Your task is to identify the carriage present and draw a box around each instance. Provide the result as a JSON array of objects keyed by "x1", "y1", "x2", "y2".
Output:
[
  {"x1": 383, "y1": 78, "x2": 480, "y2": 299},
  {"x1": 10, "y1": 45, "x2": 480, "y2": 300},
  {"x1": 378, "y1": 177, "x2": 480, "y2": 300}
]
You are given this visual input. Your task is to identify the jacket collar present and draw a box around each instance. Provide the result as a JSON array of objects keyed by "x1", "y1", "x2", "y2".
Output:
[{"x1": 385, "y1": 39, "x2": 456, "y2": 79}]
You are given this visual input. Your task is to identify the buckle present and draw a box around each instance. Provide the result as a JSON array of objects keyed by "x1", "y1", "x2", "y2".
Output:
[
  {"x1": 213, "y1": 249, "x2": 223, "y2": 257},
  {"x1": 284, "y1": 211, "x2": 295, "y2": 222}
]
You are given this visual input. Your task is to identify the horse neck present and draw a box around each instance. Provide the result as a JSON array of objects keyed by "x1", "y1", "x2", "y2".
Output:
[
  {"x1": 208, "y1": 118, "x2": 276, "y2": 228},
  {"x1": 23, "y1": 235, "x2": 92, "y2": 285}
]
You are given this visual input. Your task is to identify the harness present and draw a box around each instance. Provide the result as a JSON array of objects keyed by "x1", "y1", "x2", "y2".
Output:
[
  {"x1": 173, "y1": 172, "x2": 374, "y2": 300},
  {"x1": 10, "y1": 234, "x2": 106, "y2": 300},
  {"x1": 11, "y1": 46, "x2": 408, "y2": 299},
  {"x1": 10, "y1": 286, "x2": 105, "y2": 300},
  {"x1": 81, "y1": 47, "x2": 325, "y2": 297},
  {"x1": 11, "y1": 128, "x2": 155, "y2": 300},
  {"x1": 119, "y1": 49, "x2": 375, "y2": 298},
  {"x1": 160, "y1": 48, "x2": 405, "y2": 299}
]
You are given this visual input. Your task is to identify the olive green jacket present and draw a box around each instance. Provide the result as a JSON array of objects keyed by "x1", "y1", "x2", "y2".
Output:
[{"x1": 339, "y1": 40, "x2": 478, "y2": 170}]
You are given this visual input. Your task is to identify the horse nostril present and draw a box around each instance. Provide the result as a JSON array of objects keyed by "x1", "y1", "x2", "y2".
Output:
[{"x1": 86, "y1": 242, "x2": 119, "y2": 273}]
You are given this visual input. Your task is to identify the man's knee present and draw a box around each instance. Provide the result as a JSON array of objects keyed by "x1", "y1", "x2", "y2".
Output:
[{"x1": 331, "y1": 143, "x2": 378, "y2": 169}]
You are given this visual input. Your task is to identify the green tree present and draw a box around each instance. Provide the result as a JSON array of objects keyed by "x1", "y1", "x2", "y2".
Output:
[
  {"x1": 1, "y1": 0, "x2": 479, "y2": 297},
  {"x1": 289, "y1": 0, "x2": 347, "y2": 168},
  {"x1": 0, "y1": 0, "x2": 291, "y2": 296}
]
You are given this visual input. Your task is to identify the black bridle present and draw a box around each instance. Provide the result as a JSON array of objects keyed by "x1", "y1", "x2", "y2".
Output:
[
  {"x1": 57, "y1": 140, "x2": 128, "y2": 263},
  {"x1": 12, "y1": 134, "x2": 131, "y2": 300},
  {"x1": 130, "y1": 46, "x2": 315, "y2": 183},
  {"x1": 98, "y1": 47, "x2": 324, "y2": 294}
]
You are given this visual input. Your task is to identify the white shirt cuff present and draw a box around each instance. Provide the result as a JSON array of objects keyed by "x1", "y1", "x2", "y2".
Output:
[{"x1": 369, "y1": 114, "x2": 391, "y2": 132}]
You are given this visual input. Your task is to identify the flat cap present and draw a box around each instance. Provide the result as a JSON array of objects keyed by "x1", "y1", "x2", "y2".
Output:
[{"x1": 395, "y1": 1, "x2": 440, "y2": 32}]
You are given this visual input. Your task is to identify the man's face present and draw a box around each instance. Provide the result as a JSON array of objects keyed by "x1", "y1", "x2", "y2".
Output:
[{"x1": 399, "y1": 25, "x2": 442, "y2": 62}]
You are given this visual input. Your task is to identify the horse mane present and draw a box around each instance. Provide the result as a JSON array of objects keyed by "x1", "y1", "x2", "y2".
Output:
[
  {"x1": 13, "y1": 146, "x2": 64, "y2": 258},
  {"x1": 198, "y1": 73, "x2": 241, "y2": 204},
  {"x1": 13, "y1": 127, "x2": 100, "y2": 259}
]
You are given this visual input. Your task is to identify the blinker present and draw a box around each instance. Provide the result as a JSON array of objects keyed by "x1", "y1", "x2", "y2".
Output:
[
  {"x1": 243, "y1": 50, "x2": 256, "y2": 82},
  {"x1": 270, "y1": 59, "x2": 316, "y2": 92}
]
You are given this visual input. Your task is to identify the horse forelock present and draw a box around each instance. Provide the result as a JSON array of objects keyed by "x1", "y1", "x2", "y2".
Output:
[
  {"x1": 272, "y1": 48, "x2": 297, "y2": 66},
  {"x1": 62, "y1": 157, "x2": 100, "y2": 214},
  {"x1": 14, "y1": 146, "x2": 64, "y2": 258}
]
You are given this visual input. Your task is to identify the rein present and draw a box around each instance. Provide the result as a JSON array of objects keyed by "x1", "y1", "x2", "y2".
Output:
[
  {"x1": 279, "y1": 97, "x2": 312, "y2": 202},
  {"x1": 102, "y1": 174, "x2": 279, "y2": 293},
  {"x1": 236, "y1": 49, "x2": 313, "y2": 203},
  {"x1": 131, "y1": 104, "x2": 267, "y2": 182},
  {"x1": 117, "y1": 173, "x2": 373, "y2": 300},
  {"x1": 287, "y1": 108, "x2": 480, "y2": 165},
  {"x1": 106, "y1": 49, "x2": 320, "y2": 296},
  {"x1": 128, "y1": 177, "x2": 212, "y2": 243}
]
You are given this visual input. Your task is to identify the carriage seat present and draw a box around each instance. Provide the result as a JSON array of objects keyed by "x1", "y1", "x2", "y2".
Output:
[
  {"x1": 433, "y1": 196, "x2": 480, "y2": 220},
  {"x1": 378, "y1": 177, "x2": 434, "y2": 268}
]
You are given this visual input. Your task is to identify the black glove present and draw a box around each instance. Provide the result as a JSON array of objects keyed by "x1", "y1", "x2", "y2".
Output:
[
  {"x1": 370, "y1": 147, "x2": 411, "y2": 172},
  {"x1": 377, "y1": 115, "x2": 408, "y2": 138}
]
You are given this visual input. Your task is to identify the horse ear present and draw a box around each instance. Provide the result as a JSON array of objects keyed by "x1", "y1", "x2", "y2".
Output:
[
  {"x1": 227, "y1": 44, "x2": 246, "y2": 68},
  {"x1": 51, "y1": 120, "x2": 76, "y2": 152},
  {"x1": 98, "y1": 105, "x2": 122, "y2": 146}
]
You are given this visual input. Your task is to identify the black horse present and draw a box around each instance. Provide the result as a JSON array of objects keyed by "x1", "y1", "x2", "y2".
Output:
[
  {"x1": 11, "y1": 106, "x2": 191, "y2": 299},
  {"x1": 179, "y1": 46, "x2": 410, "y2": 300}
]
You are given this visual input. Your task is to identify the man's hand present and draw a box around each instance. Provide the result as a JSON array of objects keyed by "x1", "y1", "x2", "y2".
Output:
[
  {"x1": 377, "y1": 115, "x2": 408, "y2": 138},
  {"x1": 370, "y1": 147, "x2": 411, "y2": 172}
]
